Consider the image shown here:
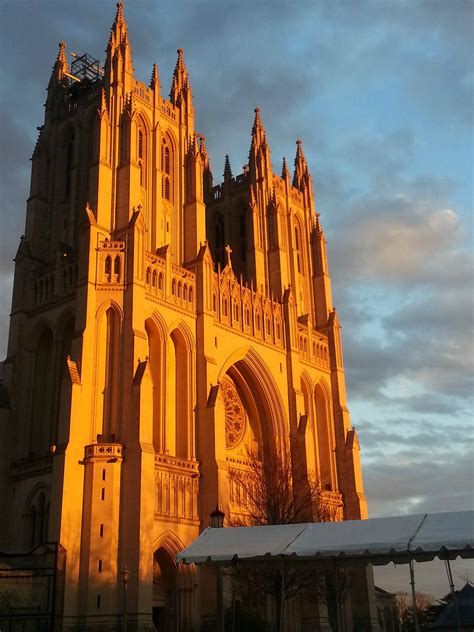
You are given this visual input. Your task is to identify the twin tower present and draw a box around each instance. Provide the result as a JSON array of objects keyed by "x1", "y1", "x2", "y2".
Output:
[{"x1": 0, "y1": 3, "x2": 377, "y2": 630}]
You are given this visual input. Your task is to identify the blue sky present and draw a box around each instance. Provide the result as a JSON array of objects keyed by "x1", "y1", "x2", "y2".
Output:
[{"x1": 0, "y1": 0, "x2": 472, "y2": 596}]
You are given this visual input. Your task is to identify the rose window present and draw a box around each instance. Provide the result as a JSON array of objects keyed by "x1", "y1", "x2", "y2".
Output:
[{"x1": 221, "y1": 378, "x2": 246, "y2": 449}]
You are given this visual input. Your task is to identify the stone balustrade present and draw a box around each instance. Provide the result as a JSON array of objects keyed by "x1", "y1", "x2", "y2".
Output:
[{"x1": 154, "y1": 454, "x2": 199, "y2": 524}]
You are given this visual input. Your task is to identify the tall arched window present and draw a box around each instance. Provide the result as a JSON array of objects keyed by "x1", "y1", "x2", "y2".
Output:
[
  {"x1": 161, "y1": 139, "x2": 172, "y2": 201},
  {"x1": 65, "y1": 133, "x2": 74, "y2": 198},
  {"x1": 55, "y1": 317, "x2": 75, "y2": 440},
  {"x1": 137, "y1": 125, "x2": 146, "y2": 187},
  {"x1": 146, "y1": 320, "x2": 163, "y2": 453},
  {"x1": 113, "y1": 256, "x2": 121, "y2": 279},
  {"x1": 29, "y1": 328, "x2": 54, "y2": 455},
  {"x1": 102, "y1": 308, "x2": 120, "y2": 440},
  {"x1": 294, "y1": 223, "x2": 302, "y2": 273},
  {"x1": 314, "y1": 384, "x2": 333, "y2": 490},
  {"x1": 170, "y1": 329, "x2": 189, "y2": 459},
  {"x1": 24, "y1": 488, "x2": 50, "y2": 549}
]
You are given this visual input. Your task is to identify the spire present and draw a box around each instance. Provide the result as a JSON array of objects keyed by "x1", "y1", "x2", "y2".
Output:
[
  {"x1": 105, "y1": 0, "x2": 133, "y2": 81},
  {"x1": 223, "y1": 155, "x2": 232, "y2": 181},
  {"x1": 281, "y1": 157, "x2": 289, "y2": 180},
  {"x1": 170, "y1": 48, "x2": 192, "y2": 110},
  {"x1": 108, "y1": 1, "x2": 128, "y2": 49},
  {"x1": 314, "y1": 212, "x2": 323, "y2": 234},
  {"x1": 49, "y1": 41, "x2": 69, "y2": 86},
  {"x1": 248, "y1": 107, "x2": 272, "y2": 179},
  {"x1": 293, "y1": 138, "x2": 310, "y2": 190},
  {"x1": 150, "y1": 63, "x2": 160, "y2": 89},
  {"x1": 251, "y1": 107, "x2": 266, "y2": 150}
]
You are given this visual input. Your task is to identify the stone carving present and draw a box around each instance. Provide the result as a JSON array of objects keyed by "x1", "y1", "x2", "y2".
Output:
[{"x1": 221, "y1": 377, "x2": 246, "y2": 449}]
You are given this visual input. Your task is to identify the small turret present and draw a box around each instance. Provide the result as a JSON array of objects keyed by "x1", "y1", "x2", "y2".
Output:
[
  {"x1": 170, "y1": 48, "x2": 193, "y2": 115},
  {"x1": 150, "y1": 63, "x2": 160, "y2": 90},
  {"x1": 50, "y1": 41, "x2": 68, "y2": 85},
  {"x1": 292, "y1": 138, "x2": 314, "y2": 203},
  {"x1": 108, "y1": 1, "x2": 128, "y2": 52},
  {"x1": 248, "y1": 107, "x2": 272, "y2": 182},
  {"x1": 223, "y1": 155, "x2": 232, "y2": 182},
  {"x1": 45, "y1": 41, "x2": 69, "y2": 121},
  {"x1": 104, "y1": 1, "x2": 133, "y2": 89}
]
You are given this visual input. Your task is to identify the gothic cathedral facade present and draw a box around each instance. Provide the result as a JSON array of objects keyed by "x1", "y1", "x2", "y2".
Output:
[{"x1": 0, "y1": 4, "x2": 375, "y2": 630}]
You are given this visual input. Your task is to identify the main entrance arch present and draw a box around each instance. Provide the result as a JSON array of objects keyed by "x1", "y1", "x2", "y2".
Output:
[{"x1": 152, "y1": 533, "x2": 196, "y2": 631}]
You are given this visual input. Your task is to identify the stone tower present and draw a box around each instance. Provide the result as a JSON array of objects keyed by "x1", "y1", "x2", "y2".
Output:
[{"x1": 0, "y1": 3, "x2": 377, "y2": 630}]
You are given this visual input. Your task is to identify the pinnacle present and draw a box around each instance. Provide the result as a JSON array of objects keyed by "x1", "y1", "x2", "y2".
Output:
[
  {"x1": 150, "y1": 63, "x2": 160, "y2": 87},
  {"x1": 49, "y1": 40, "x2": 68, "y2": 86},
  {"x1": 281, "y1": 157, "x2": 288, "y2": 179},
  {"x1": 170, "y1": 48, "x2": 191, "y2": 106},
  {"x1": 57, "y1": 41, "x2": 67, "y2": 65},
  {"x1": 109, "y1": 0, "x2": 128, "y2": 48},
  {"x1": 115, "y1": 1, "x2": 125, "y2": 25},
  {"x1": 252, "y1": 107, "x2": 264, "y2": 135},
  {"x1": 224, "y1": 154, "x2": 232, "y2": 180},
  {"x1": 295, "y1": 138, "x2": 305, "y2": 162}
]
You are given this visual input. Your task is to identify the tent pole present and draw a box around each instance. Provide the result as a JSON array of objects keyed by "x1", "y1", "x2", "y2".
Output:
[
  {"x1": 280, "y1": 561, "x2": 285, "y2": 632},
  {"x1": 409, "y1": 557, "x2": 420, "y2": 632},
  {"x1": 444, "y1": 559, "x2": 462, "y2": 632}
]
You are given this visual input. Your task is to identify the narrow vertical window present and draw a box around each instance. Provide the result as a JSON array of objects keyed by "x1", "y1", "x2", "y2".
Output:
[
  {"x1": 295, "y1": 224, "x2": 302, "y2": 273},
  {"x1": 161, "y1": 140, "x2": 172, "y2": 201},
  {"x1": 65, "y1": 136, "x2": 74, "y2": 198},
  {"x1": 138, "y1": 129, "x2": 144, "y2": 160},
  {"x1": 113, "y1": 256, "x2": 121, "y2": 279}
]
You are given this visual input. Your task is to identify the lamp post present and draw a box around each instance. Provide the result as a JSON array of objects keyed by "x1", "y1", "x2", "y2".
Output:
[
  {"x1": 122, "y1": 565, "x2": 130, "y2": 632},
  {"x1": 210, "y1": 507, "x2": 225, "y2": 632}
]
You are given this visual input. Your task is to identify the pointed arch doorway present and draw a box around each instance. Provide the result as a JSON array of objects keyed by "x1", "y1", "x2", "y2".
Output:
[
  {"x1": 152, "y1": 539, "x2": 196, "y2": 632},
  {"x1": 152, "y1": 546, "x2": 177, "y2": 631}
]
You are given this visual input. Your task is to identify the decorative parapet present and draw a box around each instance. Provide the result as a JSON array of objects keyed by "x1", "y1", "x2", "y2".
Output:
[
  {"x1": 170, "y1": 264, "x2": 195, "y2": 311},
  {"x1": 10, "y1": 454, "x2": 53, "y2": 480},
  {"x1": 211, "y1": 268, "x2": 285, "y2": 348},
  {"x1": 97, "y1": 240, "x2": 126, "y2": 287},
  {"x1": 84, "y1": 443, "x2": 123, "y2": 462},
  {"x1": 298, "y1": 323, "x2": 330, "y2": 368},
  {"x1": 32, "y1": 256, "x2": 78, "y2": 307},
  {"x1": 160, "y1": 98, "x2": 177, "y2": 121},
  {"x1": 144, "y1": 252, "x2": 196, "y2": 313},
  {"x1": 145, "y1": 252, "x2": 166, "y2": 298},
  {"x1": 154, "y1": 454, "x2": 199, "y2": 524}
]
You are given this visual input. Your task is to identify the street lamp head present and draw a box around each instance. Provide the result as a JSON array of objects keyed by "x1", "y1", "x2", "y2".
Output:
[{"x1": 210, "y1": 506, "x2": 225, "y2": 528}]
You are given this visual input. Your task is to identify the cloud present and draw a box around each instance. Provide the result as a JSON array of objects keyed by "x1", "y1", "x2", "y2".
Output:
[{"x1": 363, "y1": 447, "x2": 474, "y2": 517}]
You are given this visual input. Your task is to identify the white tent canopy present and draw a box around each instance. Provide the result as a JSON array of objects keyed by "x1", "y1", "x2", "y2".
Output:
[{"x1": 177, "y1": 511, "x2": 474, "y2": 566}]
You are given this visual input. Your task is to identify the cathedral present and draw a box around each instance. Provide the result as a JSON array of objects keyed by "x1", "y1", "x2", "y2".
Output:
[{"x1": 0, "y1": 3, "x2": 379, "y2": 630}]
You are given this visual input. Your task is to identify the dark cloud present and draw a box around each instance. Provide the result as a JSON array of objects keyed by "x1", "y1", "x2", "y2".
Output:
[{"x1": 363, "y1": 448, "x2": 474, "y2": 518}]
